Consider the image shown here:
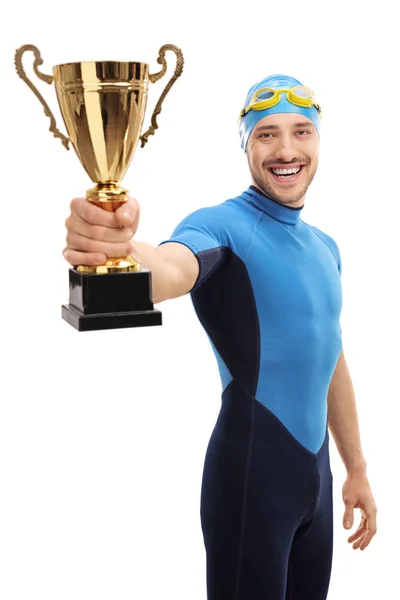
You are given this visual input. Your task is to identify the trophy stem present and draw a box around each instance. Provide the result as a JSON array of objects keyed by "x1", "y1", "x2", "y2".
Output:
[
  {"x1": 86, "y1": 181, "x2": 129, "y2": 205},
  {"x1": 76, "y1": 182, "x2": 141, "y2": 275}
]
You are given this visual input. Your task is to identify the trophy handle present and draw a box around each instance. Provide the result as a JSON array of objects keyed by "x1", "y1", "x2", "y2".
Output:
[
  {"x1": 139, "y1": 44, "x2": 184, "y2": 148},
  {"x1": 14, "y1": 44, "x2": 70, "y2": 150}
]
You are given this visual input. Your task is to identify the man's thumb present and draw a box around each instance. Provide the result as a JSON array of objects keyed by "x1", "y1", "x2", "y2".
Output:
[
  {"x1": 343, "y1": 505, "x2": 354, "y2": 529},
  {"x1": 115, "y1": 199, "x2": 137, "y2": 227}
]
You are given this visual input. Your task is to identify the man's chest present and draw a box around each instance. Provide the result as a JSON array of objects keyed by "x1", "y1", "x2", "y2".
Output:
[{"x1": 245, "y1": 224, "x2": 342, "y2": 336}]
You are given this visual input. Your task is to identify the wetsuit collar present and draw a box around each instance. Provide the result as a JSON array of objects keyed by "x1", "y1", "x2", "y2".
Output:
[{"x1": 243, "y1": 185, "x2": 304, "y2": 226}]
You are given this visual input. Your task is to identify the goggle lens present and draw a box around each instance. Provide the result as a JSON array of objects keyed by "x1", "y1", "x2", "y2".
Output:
[
  {"x1": 292, "y1": 86, "x2": 314, "y2": 99},
  {"x1": 256, "y1": 89, "x2": 275, "y2": 101}
]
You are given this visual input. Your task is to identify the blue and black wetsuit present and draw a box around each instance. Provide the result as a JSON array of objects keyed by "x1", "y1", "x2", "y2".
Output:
[{"x1": 160, "y1": 185, "x2": 342, "y2": 599}]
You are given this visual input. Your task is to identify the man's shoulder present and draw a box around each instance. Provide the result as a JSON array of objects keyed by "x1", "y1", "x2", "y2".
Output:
[
  {"x1": 305, "y1": 223, "x2": 339, "y2": 249},
  {"x1": 180, "y1": 194, "x2": 258, "y2": 236},
  {"x1": 172, "y1": 193, "x2": 260, "y2": 256},
  {"x1": 184, "y1": 195, "x2": 248, "y2": 223},
  {"x1": 303, "y1": 222, "x2": 341, "y2": 271}
]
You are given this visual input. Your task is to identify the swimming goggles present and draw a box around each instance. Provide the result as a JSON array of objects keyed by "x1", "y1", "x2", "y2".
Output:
[{"x1": 239, "y1": 86, "x2": 321, "y2": 119}]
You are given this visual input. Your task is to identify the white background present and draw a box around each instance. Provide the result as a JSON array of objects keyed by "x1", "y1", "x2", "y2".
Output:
[{"x1": 1, "y1": 1, "x2": 398, "y2": 598}]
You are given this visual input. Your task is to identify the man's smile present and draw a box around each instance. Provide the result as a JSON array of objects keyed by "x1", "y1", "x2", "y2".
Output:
[{"x1": 266, "y1": 163, "x2": 305, "y2": 184}]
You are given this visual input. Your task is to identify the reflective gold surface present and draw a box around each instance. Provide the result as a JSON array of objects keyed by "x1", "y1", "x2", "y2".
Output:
[
  {"x1": 15, "y1": 44, "x2": 184, "y2": 273},
  {"x1": 77, "y1": 255, "x2": 141, "y2": 274},
  {"x1": 86, "y1": 182, "x2": 130, "y2": 203},
  {"x1": 140, "y1": 44, "x2": 184, "y2": 147},
  {"x1": 14, "y1": 45, "x2": 70, "y2": 149},
  {"x1": 53, "y1": 59, "x2": 149, "y2": 185}
]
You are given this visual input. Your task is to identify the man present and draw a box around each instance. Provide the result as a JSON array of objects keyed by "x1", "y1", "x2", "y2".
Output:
[{"x1": 63, "y1": 74, "x2": 377, "y2": 599}]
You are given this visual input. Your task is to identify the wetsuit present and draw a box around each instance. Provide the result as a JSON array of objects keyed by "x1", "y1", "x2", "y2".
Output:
[{"x1": 160, "y1": 185, "x2": 342, "y2": 599}]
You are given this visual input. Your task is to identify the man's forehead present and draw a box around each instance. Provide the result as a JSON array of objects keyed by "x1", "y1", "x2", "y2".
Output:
[{"x1": 254, "y1": 114, "x2": 315, "y2": 131}]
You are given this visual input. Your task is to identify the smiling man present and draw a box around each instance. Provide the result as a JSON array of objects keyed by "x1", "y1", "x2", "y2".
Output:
[
  {"x1": 63, "y1": 74, "x2": 377, "y2": 600},
  {"x1": 245, "y1": 114, "x2": 317, "y2": 205}
]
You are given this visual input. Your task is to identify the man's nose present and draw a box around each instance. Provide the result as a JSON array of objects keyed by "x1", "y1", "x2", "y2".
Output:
[{"x1": 273, "y1": 136, "x2": 297, "y2": 162}]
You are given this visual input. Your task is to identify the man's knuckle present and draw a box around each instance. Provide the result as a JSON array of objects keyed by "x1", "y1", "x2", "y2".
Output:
[
  {"x1": 66, "y1": 251, "x2": 76, "y2": 265},
  {"x1": 85, "y1": 254, "x2": 97, "y2": 265},
  {"x1": 124, "y1": 228, "x2": 133, "y2": 242},
  {"x1": 90, "y1": 224, "x2": 103, "y2": 240},
  {"x1": 85, "y1": 239, "x2": 99, "y2": 253},
  {"x1": 71, "y1": 197, "x2": 85, "y2": 214},
  {"x1": 85, "y1": 207, "x2": 98, "y2": 224}
]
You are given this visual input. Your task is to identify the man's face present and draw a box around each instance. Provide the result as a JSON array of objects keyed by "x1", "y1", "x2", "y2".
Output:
[{"x1": 246, "y1": 113, "x2": 319, "y2": 207}]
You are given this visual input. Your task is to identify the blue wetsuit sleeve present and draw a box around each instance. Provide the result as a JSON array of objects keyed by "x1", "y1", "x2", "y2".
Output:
[
  {"x1": 308, "y1": 225, "x2": 342, "y2": 275},
  {"x1": 337, "y1": 247, "x2": 342, "y2": 276},
  {"x1": 328, "y1": 235, "x2": 341, "y2": 275},
  {"x1": 158, "y1": 208, "x2": 229, "y2": 291}
]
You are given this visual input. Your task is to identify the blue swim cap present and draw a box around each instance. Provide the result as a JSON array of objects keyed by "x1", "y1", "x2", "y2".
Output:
[{"x1": 239, "y1": 74, "x2": 321, "y2": 151}]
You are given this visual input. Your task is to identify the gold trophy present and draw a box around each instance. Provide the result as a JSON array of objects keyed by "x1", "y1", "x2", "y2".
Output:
[{"x1": 15, "y1": 43, "x2": 184, "y2": 331}]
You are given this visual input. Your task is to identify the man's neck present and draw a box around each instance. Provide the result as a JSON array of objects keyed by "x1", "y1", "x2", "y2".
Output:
[{"x1": 250, "y1": 183, "x2": 305, "y2": 210}]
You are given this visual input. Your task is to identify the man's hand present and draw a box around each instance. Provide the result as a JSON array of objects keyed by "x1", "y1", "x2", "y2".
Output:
[
  {"x1": 63, "y1": 197, "x2": 139, "y2": 267},
  {"x1": 342, "y1": 472, "x2": 377, "y2": 550}
]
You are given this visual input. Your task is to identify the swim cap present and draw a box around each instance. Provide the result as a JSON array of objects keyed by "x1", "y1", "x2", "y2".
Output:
[{"x1": 239, "y1": 74, "x2": 321, "y2": 151}]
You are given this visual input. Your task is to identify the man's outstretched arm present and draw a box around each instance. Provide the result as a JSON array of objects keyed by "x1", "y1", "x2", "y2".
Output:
[
  {"x1": 63, "y1": 197, "x2": 200, "y2": 304},
  {"x1": 327, "y1": 349, "x2": 377, "y2": 550}
]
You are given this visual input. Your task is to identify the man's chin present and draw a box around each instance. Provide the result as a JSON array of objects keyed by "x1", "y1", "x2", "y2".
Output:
[
  {"x1": 260, "y1": 182, "x2": 306, "y2": 206},
  {"x1": 273, "y1": 189, "x2": 306, "y2": 206}
]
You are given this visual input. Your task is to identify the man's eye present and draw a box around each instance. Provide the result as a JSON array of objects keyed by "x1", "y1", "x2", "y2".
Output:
[
  {"x1": 297, "y1": 130, "x2": 310, "y2": 136},
  {"x1": 259, "y1": 133, "x2": 272, "y2": 139}
]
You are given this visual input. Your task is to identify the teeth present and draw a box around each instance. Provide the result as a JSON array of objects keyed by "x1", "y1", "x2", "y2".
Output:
[{"x1": 272, "y1": 167, "x2": 301, "y2": 175}]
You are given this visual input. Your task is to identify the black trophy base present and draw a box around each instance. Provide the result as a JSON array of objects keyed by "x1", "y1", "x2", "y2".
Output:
[
  {"x1": 62, "y1": 268, "x2": 162, "y2": 332},
  {"x1": 62, "y1": 304, "x2": 162, "y2": 331}
]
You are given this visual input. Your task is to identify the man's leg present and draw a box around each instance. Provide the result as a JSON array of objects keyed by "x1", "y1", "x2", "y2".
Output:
[
  {"x1": 202, "y1": 461, "x2": 294, "y2": 600},
  {"x1": 285, "y1": 449, "x2": 334, "y2": 599},
  {"x1": 201, "y1": 382, "x2": 325, "y2": 600}
]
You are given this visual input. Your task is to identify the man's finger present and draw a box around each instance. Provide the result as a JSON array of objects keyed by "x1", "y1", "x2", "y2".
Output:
[
  {"x1": 352, "y1": 536, "x2": 365, "y2": 550},
  {"x1": 365, "y1": 506, "x2": 378, "y2": 539},
  {"x1": 359, "y1": 530, "x2": 375, "y2": 551},
  {"x1": 358, "y1": 509, "x2": 377, "y2": 550},
  {"x1": 70, "y1": 197, "x2": 119, "y2": 227},
  {"x1": 348, "y1": 522, "x2": 366, "y2": 543},
  {"x1": 62, "y1": 248, "x2": 106, "y2": 266},
  {"x1": 66, "y1": 215, "x2": 132, "y2": 244},
  {"x1": 65, "y1": 232, "x2": 132, "y2": 258}
]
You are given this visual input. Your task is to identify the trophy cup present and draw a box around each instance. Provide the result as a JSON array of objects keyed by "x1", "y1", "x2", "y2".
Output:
[{"x1": 15, "y1": 44, "x2": 184, "y2": 331}]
